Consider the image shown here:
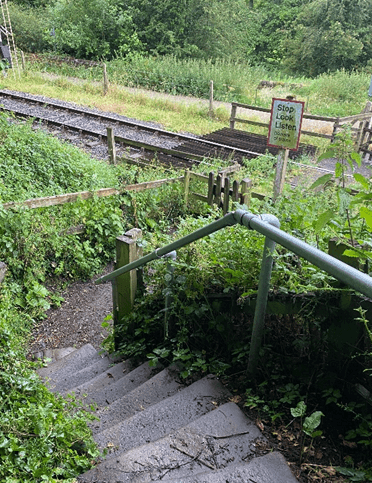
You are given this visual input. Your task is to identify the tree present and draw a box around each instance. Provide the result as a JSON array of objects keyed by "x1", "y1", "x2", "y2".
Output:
[
  {"x1": 47, "y1": 0, "x2": 143, "y2": 59},
  {"x1": 283, "y1": 0, "x2": 372, "y2": 76}
]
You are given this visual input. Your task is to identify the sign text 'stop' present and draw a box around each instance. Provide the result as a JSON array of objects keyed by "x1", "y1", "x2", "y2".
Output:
[{"x1": 267, "y1": 98, "x2": 304, "y2": 151}]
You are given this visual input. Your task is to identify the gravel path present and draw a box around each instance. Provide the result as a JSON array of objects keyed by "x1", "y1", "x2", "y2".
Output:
[{"x1": 28, "y1": 266, "x2": 114, "y2": 357}]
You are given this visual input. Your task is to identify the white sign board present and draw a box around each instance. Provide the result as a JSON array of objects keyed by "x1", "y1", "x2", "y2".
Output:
[
  {"x1": 267, "y1": 98, "x2": 304, "y2": 151},
  {"x1": 369, "y1": 76, "x2": 372, "y2": 97}
]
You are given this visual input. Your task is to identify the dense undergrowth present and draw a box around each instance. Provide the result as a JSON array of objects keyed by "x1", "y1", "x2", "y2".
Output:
[
  {"x1": 105, "y1": 134, "x2": 372, "y2": 481},
  {"x1": 0, "y1": 113, "x2": 187, "y2": 481}
]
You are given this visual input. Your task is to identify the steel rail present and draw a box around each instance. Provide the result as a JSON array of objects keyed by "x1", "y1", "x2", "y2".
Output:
[{"x1": 0, "y1": 89, "x2": 263, "y2": 158}]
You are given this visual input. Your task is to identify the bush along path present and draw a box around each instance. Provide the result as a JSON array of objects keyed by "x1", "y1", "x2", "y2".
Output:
[{"x1": 36, "y1": 345, "x2": 300, "y2": 483}]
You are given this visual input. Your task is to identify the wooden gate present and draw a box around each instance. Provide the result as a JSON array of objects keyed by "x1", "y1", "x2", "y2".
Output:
[{"x1": 355, "y1": 101, "x2": 372, "y2": 161}]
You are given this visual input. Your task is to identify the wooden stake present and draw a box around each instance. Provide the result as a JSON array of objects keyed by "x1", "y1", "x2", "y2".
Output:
[
  {"x1": 103, "y1": 63, "x2": 109, "y2": 96},
  {"x1": 273, "y1": 149, "x2": 289, "y2": 201},
  {"x1": 207, "y1": 172, "x2": 215, "y2": 206},
  {"x1": 107, "y1": 127, "x2": 116, "y2": 164},
  {"x1": 223, "y1": 177, "x2": 230, "y2": 215},
  {"x1": 241, "y1": 178, "x2": 252, "y2": 206},
  {"x1": 113, "y1": 228, "x2": 142, "y2": 346},
  {"x1": 184, "y1": 170, "x2": 191, "y2": 205}
]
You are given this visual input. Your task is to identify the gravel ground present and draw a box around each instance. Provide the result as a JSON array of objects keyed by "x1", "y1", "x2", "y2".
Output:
[{"x1": 28, "y1": 265, "x2": 114, "y2": 358}]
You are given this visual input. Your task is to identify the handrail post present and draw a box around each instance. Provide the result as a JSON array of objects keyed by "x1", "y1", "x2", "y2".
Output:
[
  {"x1": 163, "y1": 251, "x2": 177, "y2": 339},
  {"x1": 113, "y1": 228, "x2": 142, "y2": 348},
  {"x1": 247, "y1": 234, "x2": 277, "y2": 375},
  {"x1": 236, "y1": 212, "x2": 281, "y2": 376}
]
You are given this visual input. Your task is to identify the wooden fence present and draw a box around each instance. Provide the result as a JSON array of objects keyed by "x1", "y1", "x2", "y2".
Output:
[
  {"x1": 2, "y1": 164, "x2": 251, "y2": 221},
  {"x1": 229, "y1": 101, "x2": 372, "y2": 150},
  {"x1": 184, "y1": 170, "x2": 252, "y2": 215},
  {"x1": 355, "y1": 101, "x2": 372, "y2": 160}
]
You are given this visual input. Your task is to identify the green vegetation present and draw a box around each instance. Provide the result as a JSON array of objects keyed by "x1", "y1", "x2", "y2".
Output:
[
  {"x1": 102, "y1": 132, "x2": 372, "y2": 479},
  {"x1": 12, "y1": 53, "x2": 370, "y2": 121},
  {"x1": 0, "y1": 112, "x2": 186, "y2": 481},
  {"x1": 1, "y1": 0, "x2": 372, "y2": 473},
  {"x1": 9, "y1": 0, "x2": 372, "y2": 77}
]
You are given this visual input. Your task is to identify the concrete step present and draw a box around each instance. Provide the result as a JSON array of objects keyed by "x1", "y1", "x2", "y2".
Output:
[
  {"x1": 77, "y1": 360, "x2": 161, "y2": 410},
  {"x1": 157, "y1": 452, "x2": 299, "y2": 483},
  {"x1": 90, "y1": 364, "x2": 184, "y2": 434},
  {"x1": 37, "y1": 343, "x2": 101, "y2": 379},
  {"x1": 92, "y1": 374, "x2": 231, "y2": 454},
  {"x1": 77, "y1": 401, "x2": 266, "y2": 483},
  {"x1": 32, "y1": 347, "x2": 76, "y2": 363},
  {"x1": 49, "y1": 355, "x2": 115, "y2": 393},
  {"x1": 64, "y1": 358, "x2": 134, "y2": 398}
]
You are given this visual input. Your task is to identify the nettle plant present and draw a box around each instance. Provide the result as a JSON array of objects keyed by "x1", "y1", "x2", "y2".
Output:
[{"x1": 311, "y1": 126, "x2": 372, "y2": 263}]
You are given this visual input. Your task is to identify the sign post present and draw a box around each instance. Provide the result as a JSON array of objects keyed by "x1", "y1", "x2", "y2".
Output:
[
  {"x1": 267, "y1": 98, "x2": 304, "y2": 201},
  {"x1": 369, "y1": 75, "x2": 372, "y2": 98}
]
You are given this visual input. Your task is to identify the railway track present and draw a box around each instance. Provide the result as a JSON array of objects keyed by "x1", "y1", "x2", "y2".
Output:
[
  {"x1": 6, "y1": 88, "x2": 360, "y2": 185},
  {"x1": 0, "y1": 89, "x2": 321, "y2": 169},
  {"x1": 0, "y1": 89, "x2": 269, "y2": 168}
]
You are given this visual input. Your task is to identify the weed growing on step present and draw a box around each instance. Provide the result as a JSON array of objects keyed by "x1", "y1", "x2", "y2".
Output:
[{"x1": 0, "y1": 286, "x2": 101, "y2": 482}]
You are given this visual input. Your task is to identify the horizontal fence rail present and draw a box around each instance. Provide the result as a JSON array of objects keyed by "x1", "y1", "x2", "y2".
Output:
[{"x1": 229, "y1": 101, "x2": 372, "y2": 144}]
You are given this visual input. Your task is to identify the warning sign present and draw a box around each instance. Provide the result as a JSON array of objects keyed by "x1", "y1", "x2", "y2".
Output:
[{"x1": 267, "y1": 98, "x2": 304, "y2": 151}]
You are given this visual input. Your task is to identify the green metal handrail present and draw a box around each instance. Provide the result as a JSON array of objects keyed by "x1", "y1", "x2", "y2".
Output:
[{"x1": 96, "y1": 209, "x2": 372, "y2": 374}]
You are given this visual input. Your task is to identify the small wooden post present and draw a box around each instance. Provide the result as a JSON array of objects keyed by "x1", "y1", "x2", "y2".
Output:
[
  {"x1": 103, "y1": 63, "x2": 109, "y2": 96},
  {"x1": 184, "y1": 170, "x2": 191, "y2": 205},
  {"x1": 356, "y1": 102, "x2": 372, "y2": 156},
  {"x1": 273, "y1": 149, "x2": 289, "y2": 201},
  {"x1": 223, "y1": 176, "x2": 230, "y2": 215},
  {"x1": 230, "y1": 104, "x2": 237, "y2": 130},
  {"x1": 207, "y1": 171, "x2": 215, "y2": 206},
  {"x1": 107, "y1": 127, "x2": 117, "y2": 165},
  {"x1": 113, "y1": 228, "x2": 142, "y2": 347},
  {"x1": 241, "y1": 178, "x2": 252, "y2": 206},
  {"x1": 214, "y1": 174, "x2": 222, "y2": 208},
  {"x1": 209, "y1": 80, "x2": 214, "y2": 118},
  {"x1": 232, "y1": 180, "x2": 239, "y2": 203},
  {"x1": 21, "y1": 51, "x2": 26, "y2": 71},
  {"x1": 331, "y1": 117, "x2": 340, "y2": 142}
]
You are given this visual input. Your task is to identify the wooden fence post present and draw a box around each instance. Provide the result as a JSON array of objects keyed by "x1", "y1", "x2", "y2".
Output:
[
  {"x1": 107, "y1": 127, "x2": 117, "y2": 165},
  {"x1": 214, "y1": 174, "x2": 222, "y2": 207},
  {"x1": 184, "y1": 170, "x2": 191, "y2": 205},
  {"x1": 241, "y1": 178, "x2": 252, "y2": 206},
  {"x1": 113, "y1": 228, "x2": 142, "y2": 347},
  {"x1": 103, "y1": 63, "x2": 109, "y2": 96},
  {"x1": 230, "y1": 104, "x2": 237, "y2": 130},
  {"x1": 356, "y1": 101, "x2": 372, "y2": 156},
  {"x1": 207, "y1": 172, "x2": 215, "y2": 206},
  {"x1": 223, "y1": 176, "x2": 230, "y2": 215},
  {"x1": 273, "y1": 149, "x2": 289, "y2": 202},
  {"x1": 232, "y1": 180, "x2": 239, "y2": 204},
  {"x1": 331, "y1": 117, "x2": 340, "y2": 142}
]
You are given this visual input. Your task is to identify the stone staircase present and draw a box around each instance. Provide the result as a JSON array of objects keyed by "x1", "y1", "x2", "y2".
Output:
[{"x1": 36, "y1": 344, "x2": 300, "y2": 483}]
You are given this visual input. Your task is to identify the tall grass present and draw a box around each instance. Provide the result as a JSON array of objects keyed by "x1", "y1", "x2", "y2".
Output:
[{"x1": 25, "y1": 53, "x2": 371, "y2": 117}]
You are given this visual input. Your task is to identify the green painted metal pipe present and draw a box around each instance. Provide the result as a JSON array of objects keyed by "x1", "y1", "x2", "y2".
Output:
[{"x1": 234, "y1": 209, "x2": 372, "y2": 299}]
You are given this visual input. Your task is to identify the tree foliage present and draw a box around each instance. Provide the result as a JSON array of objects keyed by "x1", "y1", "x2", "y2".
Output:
[{"x1": 8, "y1": 0, "x2": 372, "y2": 74}]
